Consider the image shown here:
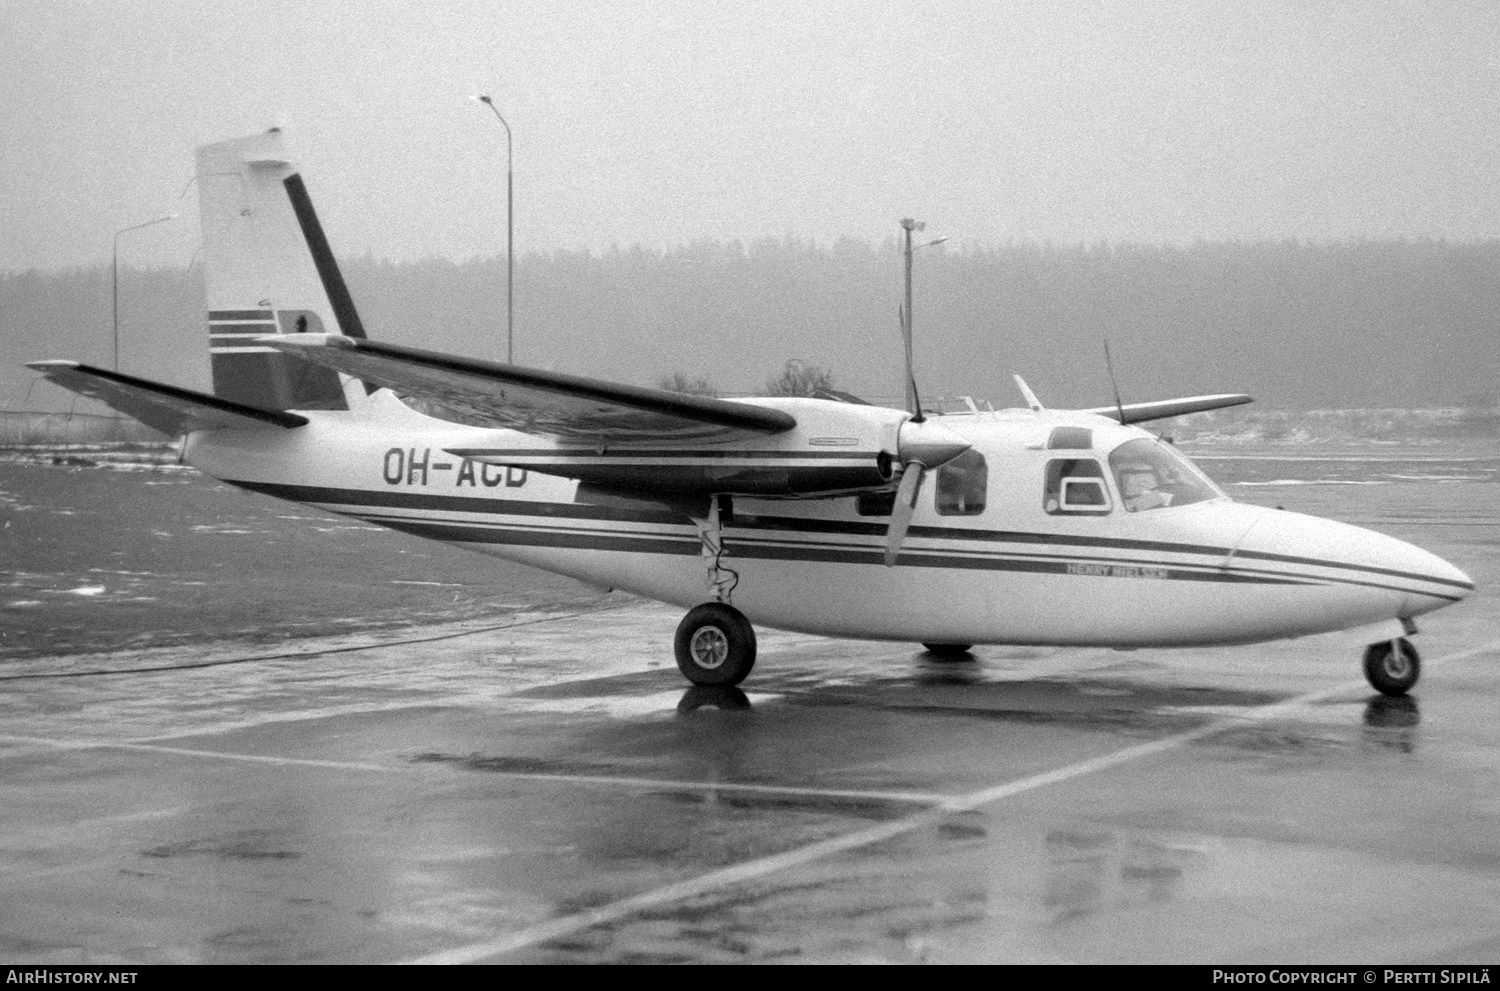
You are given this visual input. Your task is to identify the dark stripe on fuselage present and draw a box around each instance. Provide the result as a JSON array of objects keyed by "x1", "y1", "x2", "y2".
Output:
[
  {"x1": 351, "y1": 510, "x2": 1301, "y2": 584},
  {"x1": 392, "y1": 514, "x2": 1457, "y2": 600},
  {"x1": 224, "y1": 478, "x2": 1466, "y2": 598},
  {"x1": 367, "y1": 514, "x2": 1306, "y2": 584},
  {"x1": 726, "y1": 505, "x2": 1474, "y2": 592},
  {"x1": 362, "y1": 503, "x2": 1351, "y2": 591},
  {"x1": 453, "y1": 448, "x2": 878, "y2": 461}
]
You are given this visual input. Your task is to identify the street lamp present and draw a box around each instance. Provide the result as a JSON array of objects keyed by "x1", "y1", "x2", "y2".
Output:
[
  {"x1": 473, "y1": 94, "x2": 514, "y2": 364},
  {"x1": 113, "y1": 214, "x2": 175, "y2": 373},
  {"x1": 899, "y1": 218, "x2": 947, "y2": 417}
]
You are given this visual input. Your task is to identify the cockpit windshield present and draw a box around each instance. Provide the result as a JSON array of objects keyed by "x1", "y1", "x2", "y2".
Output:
[{"x1": 1107, "y1": 438, "x2": 1224, "y2": 513}]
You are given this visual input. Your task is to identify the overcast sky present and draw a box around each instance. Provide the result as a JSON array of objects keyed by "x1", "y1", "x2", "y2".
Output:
[{"x1": 3, "y1": 0, "x2": 1498, "y2": 273}]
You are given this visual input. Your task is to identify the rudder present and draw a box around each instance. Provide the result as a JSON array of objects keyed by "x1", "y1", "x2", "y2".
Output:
[{"x1": 197, "y1": 129, "x2": 372, "y2": 412}]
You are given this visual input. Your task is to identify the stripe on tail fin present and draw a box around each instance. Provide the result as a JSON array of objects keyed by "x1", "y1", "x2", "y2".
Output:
[{"x1": 197, "y1": 129, "x2": 374, "y2": 412}]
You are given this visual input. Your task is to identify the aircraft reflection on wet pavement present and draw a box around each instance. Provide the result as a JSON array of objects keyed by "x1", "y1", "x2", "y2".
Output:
[{"x1": 26, "y1": 130, "x2": 1474, "y2": 701}]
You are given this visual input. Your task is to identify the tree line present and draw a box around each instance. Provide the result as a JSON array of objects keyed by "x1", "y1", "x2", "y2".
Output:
[{"x1": 5, "y1": 238, "x2": 1496, "y2": 415}]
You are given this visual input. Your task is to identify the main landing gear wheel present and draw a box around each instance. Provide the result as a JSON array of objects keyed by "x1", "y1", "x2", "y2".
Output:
[
  {"x1": 922, "y1": 643, "x2": 973, "y2": 659},
  {"x1": 1364, "y1": 637, "x2": 1420, "y2": 696},
  {"x1": 674, "y1": 602, "x2": 757, "y2": 687}
]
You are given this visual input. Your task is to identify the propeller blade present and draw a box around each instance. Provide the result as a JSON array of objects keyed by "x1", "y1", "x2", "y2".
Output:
[{"x1": 883, "y1": 465, "x2": 925, "y2": 566}]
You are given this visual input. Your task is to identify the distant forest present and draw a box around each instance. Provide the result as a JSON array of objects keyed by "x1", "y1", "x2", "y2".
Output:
[{"x1": 5, "y1": 238, "x2": 1497, "y2": 415}]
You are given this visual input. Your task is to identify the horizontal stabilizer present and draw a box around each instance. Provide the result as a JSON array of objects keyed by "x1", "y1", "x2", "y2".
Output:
[
  {"x1": 1082, "y1": 393, "x2": 1253, "y2": 425},
  {"x1": 25, "y1": 362, "x2": 308, "y2": 436},
  {"x1": 264, "y1": 334, "x2": 797, "y2": 440}
]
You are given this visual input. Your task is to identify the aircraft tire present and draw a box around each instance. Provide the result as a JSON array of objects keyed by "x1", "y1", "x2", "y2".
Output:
[
  {"x1": 922, "y1": 643, "x2": 974, "y2": 659},
  {"x1": 675, "y1": 603, "x2": 757, "y2": 687},
  {"x1": 1363, "y1": 637, "x2": 1420, "y2": 696}
]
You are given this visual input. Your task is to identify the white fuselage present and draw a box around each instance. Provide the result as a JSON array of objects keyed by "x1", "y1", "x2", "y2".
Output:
[{"x1": 183, "y1": 394, "x2": 1472, "y2": 649}]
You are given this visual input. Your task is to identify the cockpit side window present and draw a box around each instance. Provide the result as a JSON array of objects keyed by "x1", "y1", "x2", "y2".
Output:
[
  {"x1": 1108, "y1": 438, "x2": 1223, "y2": 512},
  {"x1": 1045, "y1": 459, "x2": 1112, "y2": 515},
  {"x1": 935, "y1": 449, "x2": 987, "y2": 516}
]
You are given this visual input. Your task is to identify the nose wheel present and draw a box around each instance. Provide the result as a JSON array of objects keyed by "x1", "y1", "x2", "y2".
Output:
[
  {"x1": 1364, "y1": 637, "x2": 1420, "y2": 696},
  {"x1": 674, "y1": 602, "x2": 757, "y2": 687}
]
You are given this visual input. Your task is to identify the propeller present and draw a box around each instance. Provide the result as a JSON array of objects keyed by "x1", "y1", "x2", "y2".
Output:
[
  {"x1": 882, "y1": 417, "x2": 970, "y2": 566},
  {"x1": 884, "y1": 220, "x2": 968, "y2": 566}
]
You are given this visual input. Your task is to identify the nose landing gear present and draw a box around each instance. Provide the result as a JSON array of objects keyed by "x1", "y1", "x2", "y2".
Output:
[{"x1": 1363, "y1": 637, "x2": 1420, "y2": 696}]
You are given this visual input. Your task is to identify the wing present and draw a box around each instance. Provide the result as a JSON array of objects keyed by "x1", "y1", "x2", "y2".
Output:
[
  {"x1": 267, "y1": 334, "x2": 917, "y2": 497},
  {"x1": 1082, "y1": 393, "x2": 1252, "y2": 425},
  {"x1": 264, "y1": 334, "x2": 794, "y2": 441},
  {"x1": 25, "y1": 362, "x2": 308, "y2": 435}
]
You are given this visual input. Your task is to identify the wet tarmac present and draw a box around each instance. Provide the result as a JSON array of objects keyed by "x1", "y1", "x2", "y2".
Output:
[{"x1": 3, "y1": 548, "x2": 1499, "y2": 964}]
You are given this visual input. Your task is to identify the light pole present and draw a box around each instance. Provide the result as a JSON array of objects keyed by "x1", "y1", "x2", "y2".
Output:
[
  {"x1": 473, "y1": 94, "x2": 514, "y2": 364},
  {"x1": 113, "y1": 214, "x2": 174, "y2": 373},
  {"x1": 899, "y1": 218, "x2": 947, "y2": 416}
]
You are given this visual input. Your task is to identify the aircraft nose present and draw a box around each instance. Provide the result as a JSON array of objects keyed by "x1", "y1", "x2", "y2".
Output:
[
  {"x1": 1236, "y1": 506, "x2": 1473, "y2": 622},
  {"x1": 1387, "y1": 540, "x2": 1473, "y2": 616}
]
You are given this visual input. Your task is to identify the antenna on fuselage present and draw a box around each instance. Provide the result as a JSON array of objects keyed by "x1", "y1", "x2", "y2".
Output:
[
  {"x1": 1013, "y1": 375, "x2": 1044, "y2": 411},
  {"x1": 1103, "y1": 338, "x2": 1126, "y2": 424}
]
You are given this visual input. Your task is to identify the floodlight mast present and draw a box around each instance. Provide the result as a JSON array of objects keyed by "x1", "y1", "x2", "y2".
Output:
[
  {"x1": 473, "y1": 94, "x2": 515, "y2": 364},
  {"x1": 113, "y1": 214, "x2": 175, "y2": 373},
  {"x1": 899, "y1": 218, "x2": 947, "y2": 420}
]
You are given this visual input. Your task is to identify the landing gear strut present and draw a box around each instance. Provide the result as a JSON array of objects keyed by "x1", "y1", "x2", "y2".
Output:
[
  {"x1": 675, "y1": 602, "x2": 757, "y2": 687},
  {"x1": 1363, "y1": 637, "x2": 1420, "y2": 696}
]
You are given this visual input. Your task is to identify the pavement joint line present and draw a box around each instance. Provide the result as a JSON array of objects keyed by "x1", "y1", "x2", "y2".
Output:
[
  {"x1": 0, "y1": 735, "x2": 394, "y2": 773},
  {"x1": 0, "y1": 733, "x2": 950, "y2": 805},
  {"x1": 0, "y1": 599, "x2": 638, "y2": 682},
  {"x1": 399, "y1": 637, "x2": 1500, "y2": 965},
  {"x1": 416, "y1": 771, "x2": 951, "y2": 806}
]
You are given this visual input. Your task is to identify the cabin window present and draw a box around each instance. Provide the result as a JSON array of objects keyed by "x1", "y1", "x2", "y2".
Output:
[
  {"x1": 1108, "y1": 438, "x2": 1223, "y2": 512},
  {"x1": 935, "y1": 449, "x2": 987, "y2": 516},
  {"x1": 1045, "y1": 459, "x2": 1112, "y2": 515}
]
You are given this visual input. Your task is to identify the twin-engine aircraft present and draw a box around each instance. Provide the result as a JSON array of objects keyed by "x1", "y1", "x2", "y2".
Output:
[{"x1": 28, "y1": 130, "x2": 1473, "y2": 696}]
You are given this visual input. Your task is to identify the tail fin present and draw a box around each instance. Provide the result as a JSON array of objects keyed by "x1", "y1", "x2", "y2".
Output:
[{"x1": 197, "y1": 129, "x2": 372, "y2": 412}]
